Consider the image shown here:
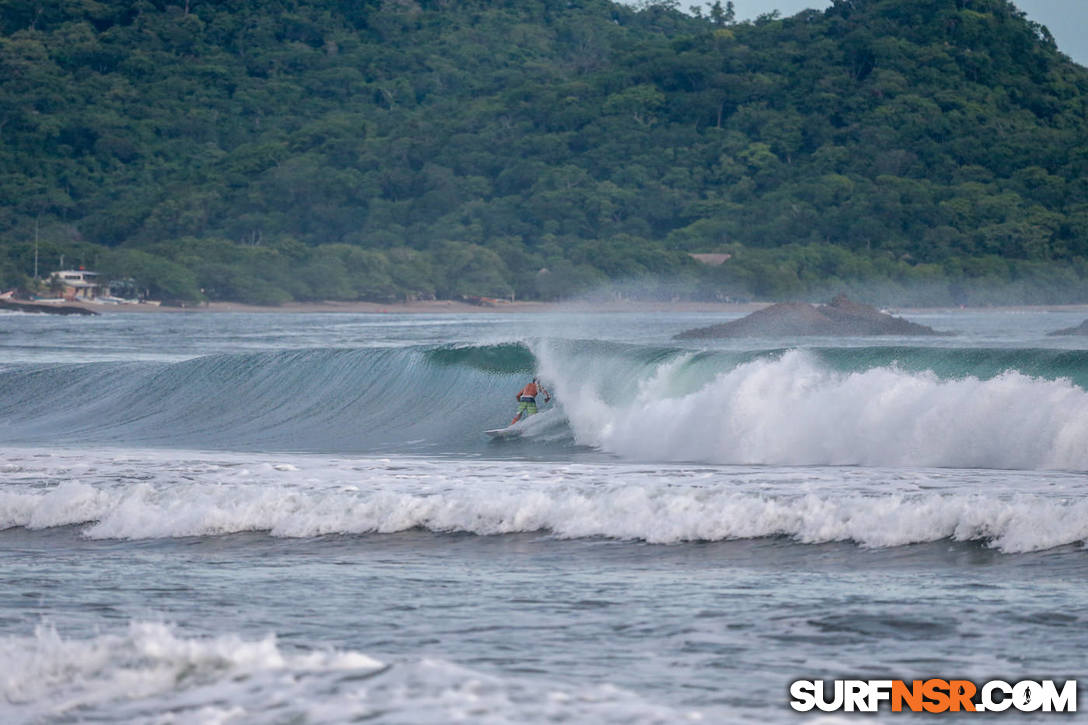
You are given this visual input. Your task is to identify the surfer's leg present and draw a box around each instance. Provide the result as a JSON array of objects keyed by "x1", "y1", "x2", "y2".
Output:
[{"x1": 511, "y1": 401, "x2": 529, "y2": 425}]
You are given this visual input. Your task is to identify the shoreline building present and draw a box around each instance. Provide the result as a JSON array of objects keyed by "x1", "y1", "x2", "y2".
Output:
[{"x1": 48, "y1": 269, "x2": 106, "y2": 301}]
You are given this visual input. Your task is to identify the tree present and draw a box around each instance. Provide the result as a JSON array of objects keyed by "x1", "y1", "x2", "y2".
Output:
[
  {"x1": 97, "y1": 249, "x2": 203, "y2": 303},
  {"x1": 708, "y1": 2, "x2": 735, "y2": 27},
  {"x1": 0, "y1": 0, "x2": 1086, "y2": 306}
]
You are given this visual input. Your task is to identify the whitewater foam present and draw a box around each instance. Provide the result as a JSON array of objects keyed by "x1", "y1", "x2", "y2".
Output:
[
  {"x1": 1, "y1": 450, "x2": 1085, "y2": 553},
  {"x1": 539, "y1": 346, "x2": 1088, "y2": 470},
  {"x1": 0, "y1": 621, "x2": 703, "y2": 724}
]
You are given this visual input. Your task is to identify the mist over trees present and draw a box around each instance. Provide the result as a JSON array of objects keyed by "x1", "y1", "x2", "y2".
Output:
[{"x1": 2, "y1": 0, "x2": 1087, "y2": 305}]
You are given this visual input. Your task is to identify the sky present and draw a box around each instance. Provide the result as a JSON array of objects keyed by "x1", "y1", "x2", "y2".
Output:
[{"x1": 665, "y1": 1, "x2": 1088, "y2": 67}]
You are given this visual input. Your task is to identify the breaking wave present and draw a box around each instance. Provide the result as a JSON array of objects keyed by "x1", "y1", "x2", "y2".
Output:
[
  {"x1": 0, "y1": 341, "x2": 1087, "y2": 470},
  {"x1": 2, "y1": 468, "x2": 1086, "y2": 553},
  {"x1": 2, "y1": 621, "x2": 696, "y2": 724}
]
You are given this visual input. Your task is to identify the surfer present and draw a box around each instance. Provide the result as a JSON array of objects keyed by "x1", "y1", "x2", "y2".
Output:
[{"x1": 511, "y1": 377, "x2": 550, "y2": 425}]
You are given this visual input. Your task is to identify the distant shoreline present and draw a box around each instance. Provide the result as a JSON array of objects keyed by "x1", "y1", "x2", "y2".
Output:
[
  {"x1": 34, "y1": 299, "x2": 1088, "y2": 316},
  {"x1": 49, "y1": 299, "x2": 774, "y2": 315}
]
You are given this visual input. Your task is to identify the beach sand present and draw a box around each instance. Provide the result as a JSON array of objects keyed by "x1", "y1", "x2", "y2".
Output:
[
  {"x1": 66, "y1": 299, "x2": 775, "y2": 315},
  {"x1": 22, "y1": 298, "x2": 1088, "y2": 316}
]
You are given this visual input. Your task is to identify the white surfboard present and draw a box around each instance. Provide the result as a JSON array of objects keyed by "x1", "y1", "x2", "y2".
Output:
[{"x1": 485, "y1": 425, "x2": 523, "y2": 439}]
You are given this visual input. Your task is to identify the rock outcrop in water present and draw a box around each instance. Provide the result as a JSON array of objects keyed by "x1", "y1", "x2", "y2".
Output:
[
  {"x1": 675, "y1": 295, "x2": 945, "y2": 339},
  {"x1": 1047, "y1": 319, "x2": 1088, "y2": 336},
  {"x1": 0, "y1": 299, "x2": 98, "y2": 316}
]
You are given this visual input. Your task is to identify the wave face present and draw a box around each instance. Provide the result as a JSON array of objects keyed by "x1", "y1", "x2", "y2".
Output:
[
  {"x1": 2, "y1": 342, "x2": 1088, "y2": 470},
  {"x1": 0, "y1": 346, "x2": 529, "y2": 453}
]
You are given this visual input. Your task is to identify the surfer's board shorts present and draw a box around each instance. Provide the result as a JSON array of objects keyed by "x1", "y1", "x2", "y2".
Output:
[{"x1": 516, "y1": 397, "x2": 537, "y2": 416}]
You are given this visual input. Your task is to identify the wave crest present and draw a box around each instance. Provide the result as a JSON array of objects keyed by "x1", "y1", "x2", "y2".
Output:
[{"x1": 3, "y1": 476, "x2": 1086, "y2": 553}]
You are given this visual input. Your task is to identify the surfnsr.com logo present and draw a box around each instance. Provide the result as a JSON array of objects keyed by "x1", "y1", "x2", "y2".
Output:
[{"x1": 789, "y1": 679, "x2": 1077, "y2": 713}]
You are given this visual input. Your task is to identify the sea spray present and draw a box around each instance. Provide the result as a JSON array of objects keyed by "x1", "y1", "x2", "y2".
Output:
[{"x1": 536, "y1": 344, "x2": 1088, "y2": 471}]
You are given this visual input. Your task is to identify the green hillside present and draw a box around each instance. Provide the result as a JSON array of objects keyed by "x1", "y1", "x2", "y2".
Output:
[{"x1": 2, "y1": 0, "x2": 1087, "y2": 304}]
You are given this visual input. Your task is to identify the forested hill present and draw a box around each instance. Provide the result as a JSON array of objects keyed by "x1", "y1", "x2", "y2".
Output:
[{"x1": 3, "y1": 0, "x2": 1088, "y2": 305}]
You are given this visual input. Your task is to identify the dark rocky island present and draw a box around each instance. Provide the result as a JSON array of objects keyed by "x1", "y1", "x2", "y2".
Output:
[
  {"x1": 675, "y1": 295, "x2": 947, "y2": 339},
  {"x1": 1047, "y1": 320, "x2": 1088, "y2": 336}
]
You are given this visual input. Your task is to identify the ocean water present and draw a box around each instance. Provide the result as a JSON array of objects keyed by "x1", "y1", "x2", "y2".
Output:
[{"x1": 0, "y1": 307, "x2": 1086, "y2": 723}]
